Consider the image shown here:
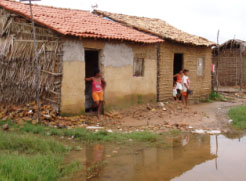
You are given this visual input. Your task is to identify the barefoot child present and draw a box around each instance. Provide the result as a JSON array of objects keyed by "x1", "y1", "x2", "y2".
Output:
[
  {"x1": 85, "y1": 70, "x2": 106, "y2": 120},
  {"x1": 174, "y1": 70, "x2": 183, "y2": 101},
  {"x1": 173, "y1": 81, "x2": 178, "y2": 100},
  {"x1": 182, "y1": 69, "x2": 190, "y2": 107}
]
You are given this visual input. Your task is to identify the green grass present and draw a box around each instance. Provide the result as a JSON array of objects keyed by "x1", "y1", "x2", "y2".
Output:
[
  {"x1": 0, "y1": 154, "x2": 61, "y2": 181},
  {"x1": 0, "y1": 120, "x2": 159, "y2": 143},
  {"x1": 0, "y1": 131, "x2": 80, "y2": 181},
  {"x1": 209, "y1": 91, "x2": 225, "y2": 101},
  {"x1": 0, "y1": 153, "x2": 80, "y2": 181},
  {"x1": 0, "y1": 119, "x2": 163, "y2": 180},
  {"x1": 0, "y1": 131, "x2": 69, "y2": 154},
  {"x1": 162, "y1": 129, "x2": 181, "y2": 136},
  {"x1": 229, "y1": 106, "x2": 246, "y2": 129}
]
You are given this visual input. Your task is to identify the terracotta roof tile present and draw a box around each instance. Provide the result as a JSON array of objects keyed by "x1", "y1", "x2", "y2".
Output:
[
  {"x1": 94, "y1": 10, "x2": 215, "y2": 46},
  {"x1": 0, "y1": 0, "x2": 163, "y2": 43}
]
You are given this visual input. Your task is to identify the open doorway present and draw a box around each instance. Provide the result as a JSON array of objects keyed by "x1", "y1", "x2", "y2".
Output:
[
  {"x1": 173, "y1": 53, "x2": 183, "y2": 76},
  {"x1": 85, "y1": 50, "x2": 99, "y2": 112},
  {"x1": 173, "y1": 53, "x2": 183, "y2": 101}
]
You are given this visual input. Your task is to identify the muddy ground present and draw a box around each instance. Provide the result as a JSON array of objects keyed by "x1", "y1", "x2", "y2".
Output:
[
  {"x1": 100, "y1": 93, "x2": 246, "y2": 133},
  {"x1": 0, "y1": 92, "x2": 245, "y2": 133}
]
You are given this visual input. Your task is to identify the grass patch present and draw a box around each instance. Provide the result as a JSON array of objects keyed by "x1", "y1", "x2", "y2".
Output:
[
  {"x1": 0, "y1": 131, "x2": 69, "y2": 154},
  {"x1": 161, "y1": 129, "x2": 181, "y2": 136},
  {"x1": 209, "y1": 91, "x2": 225, "y2": 101},
  {"x1": 0, "y1": 153, "x2": 80, "y2": 181},
  {"x1": 0, "y1": 154, "x2": 60, "y2": 181},
  {"x1": 0, "y1": 130, "x2": 81, "y2": 180},
  {"x1": 0, "y1": 120, "x2": 159, "y2": 143},
  {"x1": 229, "y1": 105, "x2": 246, "y2": 129}
]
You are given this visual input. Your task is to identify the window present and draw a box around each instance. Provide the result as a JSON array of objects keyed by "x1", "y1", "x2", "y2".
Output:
[
  {"x1": 133, "y1": 58, "x2": 144, "y2": 77},
  {"x1": 197, "y1": 58, "x2": 205, "y2": 76}
]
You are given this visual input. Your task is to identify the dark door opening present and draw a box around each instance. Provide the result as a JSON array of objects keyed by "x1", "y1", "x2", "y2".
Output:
[
  {"x1": 173, "y1": 53, "x2": 183, "y2": 76},
  {"x1": 85, "y1": 50, "x2": 99, "y2": 112}
]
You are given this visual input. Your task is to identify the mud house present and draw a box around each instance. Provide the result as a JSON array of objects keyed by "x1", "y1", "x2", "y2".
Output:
[
  {"x1": 94, "y1": 10, "x2": 215, "y2": 102},
  {"x1": 212, "y1": 39, "x2": 246, "y2": 87},
  {"x1": 0, "y1": 0, "x2": 163, "y2": 114},
  {"x1": 0, "y1": 1, "x2": 215, "y2": 114}
]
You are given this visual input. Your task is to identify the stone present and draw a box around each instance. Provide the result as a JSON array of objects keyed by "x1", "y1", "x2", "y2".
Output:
[
  {"x1": 158, "y1": 102, "x2": 165, "y2": 107},
  {"x1": 2, "y1": 124, "x2": 9, "y2": 131},
  {"x1": 107, "y1": 129, "x2": 113, "y2": 133}
]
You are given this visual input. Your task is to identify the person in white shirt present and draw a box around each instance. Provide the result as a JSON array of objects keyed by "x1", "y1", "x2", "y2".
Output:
[{"x1": 182, "y1": 69, "x2": 190, "y2": 107}]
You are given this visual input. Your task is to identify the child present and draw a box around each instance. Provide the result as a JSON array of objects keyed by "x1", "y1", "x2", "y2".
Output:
[
  {"x1": 182, "y1": 69, "x2": 190, "y2": 107},
  {"x1": 174, "y1": 70, "x2": 183, "y2": 101},
  {"x1": 173, "y1": 81, "x2": 178, "y2": 100},
  {"x1": 85, "y1": 70, "x2": 106, "y2": 120}
]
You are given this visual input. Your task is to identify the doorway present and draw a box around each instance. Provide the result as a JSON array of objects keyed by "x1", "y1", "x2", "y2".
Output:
[
  {"x1": 85, "y1": 50, "x2": 99, "y2": 112},
  {"x1": 173, "y1": 53, "x2": 183, "y2": 75}
]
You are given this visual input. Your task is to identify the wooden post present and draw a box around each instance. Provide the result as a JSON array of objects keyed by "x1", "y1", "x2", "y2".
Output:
[
  {"x1": 20, "y1": 0, "x2": 41, "y2": 122},
  {"x1": 216, "y1": 30, "x2": 220, "y2": 92},
  {"x1": 240, "y1": 45, "x2": 243, "y2": 91},
  {"x1": 156, "y1": 43, "x2": 161, "y2": 102}
]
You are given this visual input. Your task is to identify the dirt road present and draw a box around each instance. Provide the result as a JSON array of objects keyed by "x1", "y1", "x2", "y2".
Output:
[{"x1": 102, "y1": 95, "x2": 246, "y2": 133}]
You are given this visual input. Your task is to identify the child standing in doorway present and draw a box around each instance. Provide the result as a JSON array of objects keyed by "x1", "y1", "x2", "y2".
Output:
[
  {"x1": 85, "y1": 70, "x2": 106, "y2": 120},
  {"x1": 174, "y1": 70, "x2": 183, "y2": 101},
  {"x1": 182, "y1": 69, "x2": 190, "y2": 107},
  {"x1": 173, "y1": 81, "x2": 178, "y2": 100}
]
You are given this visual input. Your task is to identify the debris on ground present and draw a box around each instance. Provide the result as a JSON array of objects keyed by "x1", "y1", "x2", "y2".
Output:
[{"x1": 0, "y1": 91, "x2": 244, "y2": 133}]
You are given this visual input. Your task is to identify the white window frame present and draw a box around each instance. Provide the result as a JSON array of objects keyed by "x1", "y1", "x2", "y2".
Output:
[{"x1": 197, "y1": 57, "x2": 205, "y2": 76}]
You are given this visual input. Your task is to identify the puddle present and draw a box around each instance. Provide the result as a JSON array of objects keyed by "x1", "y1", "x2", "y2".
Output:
[{"x1": 66, "y1": 133, "x2": 246, "y2": 181}]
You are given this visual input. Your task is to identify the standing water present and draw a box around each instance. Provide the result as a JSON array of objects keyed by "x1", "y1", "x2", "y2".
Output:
[{"x1": 68, "y1": 133, "x2": 246, "y2": 181}]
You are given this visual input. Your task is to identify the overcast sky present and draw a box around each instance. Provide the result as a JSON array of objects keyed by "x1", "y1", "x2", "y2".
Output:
[{"x1": 36, "y1": 0, "x2": 245, "y2": 43}]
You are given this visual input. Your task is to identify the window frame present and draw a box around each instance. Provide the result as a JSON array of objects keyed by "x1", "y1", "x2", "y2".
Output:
[
  {"x1": 133, "y1": 57, "x2": 145, "y2": 77},
  {"x1": 197, "y1": 57, "x2": 205, "y2": 77}
]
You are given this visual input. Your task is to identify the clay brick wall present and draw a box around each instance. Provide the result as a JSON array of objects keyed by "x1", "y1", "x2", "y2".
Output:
[{"x1": 158, "y1": 41, "x2": 212, "y2": 101}]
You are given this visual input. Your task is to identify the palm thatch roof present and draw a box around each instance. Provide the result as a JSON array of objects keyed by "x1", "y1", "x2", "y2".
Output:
[
  {"x1": 94, "y1": 10, "x2": 215, "y2": 47},
  {"x1": 220, "y1": 39, "x2": 246, "y2": 51}
]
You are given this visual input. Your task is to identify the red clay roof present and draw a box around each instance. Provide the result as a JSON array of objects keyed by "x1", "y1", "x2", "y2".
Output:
[{"x1": 0, "y1": 0, "x2": 163, "y2": 43}]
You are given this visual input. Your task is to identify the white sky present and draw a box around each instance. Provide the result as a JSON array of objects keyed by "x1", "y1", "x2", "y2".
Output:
[{"x1": 36, "y1": 0, "x2": 245, "y2": 43}]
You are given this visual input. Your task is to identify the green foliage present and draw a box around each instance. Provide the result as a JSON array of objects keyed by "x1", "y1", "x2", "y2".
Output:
[
  {"x1": 0, "y1": 131, "x2": 80, "y2": 180},
  {"x1": 21, "y1": 123, "x2": 46, "y2": 134},
  {"x1": 0, "y1": 132, "x2": 68, "y2": 154},
  {"x1": 229, "y1": 106, "x2": 246, "y2": 129},
  {"x1": 209, "y1": 91, "x2": 224, "y2": 101},
  {"x1": 0, "y1": 154, "x2": 63, "y2": 181},
  {"x1": 209, "y1": 91, "x2": 223, "y2": 101},
  {"x1": 0, "y1": 121, "x2": 159, "y2": 143},
  {"x1": 0, "y1": 154, "x2": 80, "y2": 181}
]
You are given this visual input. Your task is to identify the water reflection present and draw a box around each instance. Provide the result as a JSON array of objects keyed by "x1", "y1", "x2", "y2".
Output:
[
  {"x1": 89, "y1": 134, "x2": 216, "y2": 181},
  {"x1": 70, "y1": 133, "x2": 246, "y2": 181}
]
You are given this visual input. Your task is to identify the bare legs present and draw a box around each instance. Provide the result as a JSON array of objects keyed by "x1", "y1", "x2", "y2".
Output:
[
  {"x1": 182, "y1": 93, "x2": 189, "y2": 107},
  {"x1": 94, "y1": 101, "x2": 103, "y2": 120}
]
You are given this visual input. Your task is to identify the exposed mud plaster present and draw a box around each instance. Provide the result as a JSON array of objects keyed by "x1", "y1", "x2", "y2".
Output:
[
  {"x1": 61, "y1": 61, "x2": 85, "y2": 113},
  {"x1": 63, "y1": 40, "x2": 84, "y2": 62},
  {"x1": 101, "y1": 43, "x2": 134, "y2": 67}
]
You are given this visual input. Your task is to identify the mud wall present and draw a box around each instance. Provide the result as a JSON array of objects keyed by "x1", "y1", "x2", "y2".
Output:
[
  {"x1": 102, "y1": 43, "x2": 157, "y2": 109},
  {"x1": 61, "y1": 39, "x2": 157, "y2": 113},
  {"x1": 61, "y1": 40, "x2": 85, "y2": 113},
  {"x1": 159, "y1": 41, "x2": 212, "y2": 101}
]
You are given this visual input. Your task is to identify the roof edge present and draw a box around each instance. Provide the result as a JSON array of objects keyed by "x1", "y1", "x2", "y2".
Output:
[
  {"x1": 0, "y1": 1, "x2": 163, "y2": 44},
  {"x1": 94, "y1": 10, "x2": 216, "y2": 47}
]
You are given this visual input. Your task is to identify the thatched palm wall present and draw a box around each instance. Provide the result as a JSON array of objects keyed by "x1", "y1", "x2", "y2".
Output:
[{"x1": 0, "y1": 8, "x2": 63, "y2": 112}]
